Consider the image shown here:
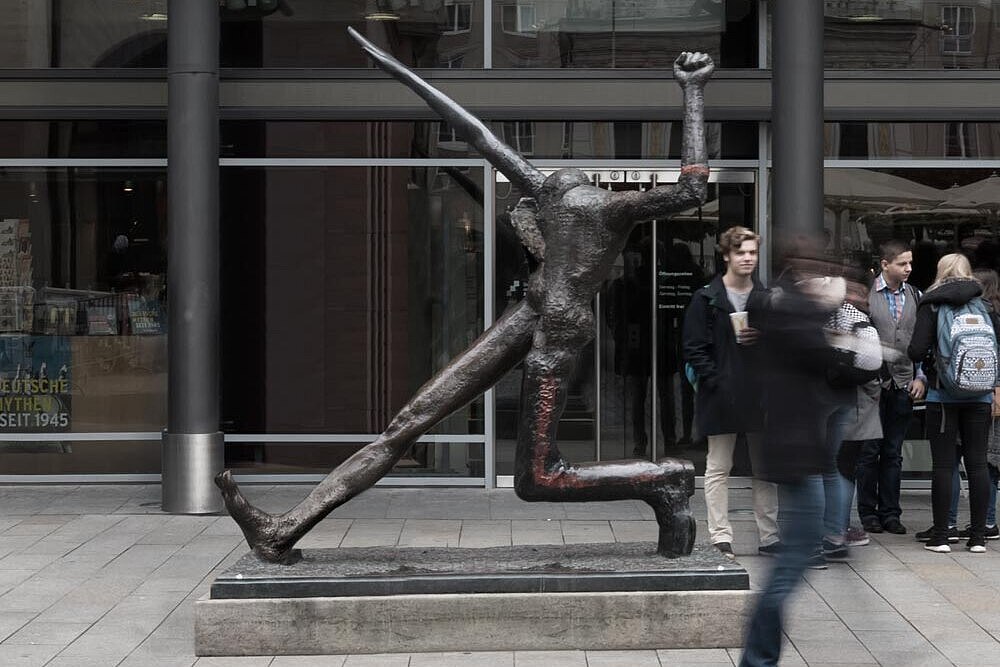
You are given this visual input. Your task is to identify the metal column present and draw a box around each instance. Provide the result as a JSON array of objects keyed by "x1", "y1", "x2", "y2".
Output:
[
  {"x1": 162, "y1": 0, "x2": 224, "y2": 513},
  {"x1": 771, "y1": 0, "x2": 824, "y2": 237}
]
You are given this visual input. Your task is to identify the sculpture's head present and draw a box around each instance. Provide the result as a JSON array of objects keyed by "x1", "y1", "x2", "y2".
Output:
[{"x1": 539, "y1": 168, "x2": 591, "y2": 203}]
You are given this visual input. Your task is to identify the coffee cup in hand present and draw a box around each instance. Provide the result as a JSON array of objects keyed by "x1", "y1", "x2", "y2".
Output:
[{"x1": 730, "y1": 311, "x2": 749, "y2": 343}]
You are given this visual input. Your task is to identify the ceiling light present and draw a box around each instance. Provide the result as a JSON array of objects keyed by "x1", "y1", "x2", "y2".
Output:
[
  {"x1": 140, "y1": 12, "x2": 168, "y2": 21},
  {"x1": 365, "y1": 11, "x2": 401, "y2": 21}
]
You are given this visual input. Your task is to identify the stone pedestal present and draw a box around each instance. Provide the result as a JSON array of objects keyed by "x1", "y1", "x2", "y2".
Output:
[{"x1": 195, "y1": 543, "x2": 754, "y2": 656}]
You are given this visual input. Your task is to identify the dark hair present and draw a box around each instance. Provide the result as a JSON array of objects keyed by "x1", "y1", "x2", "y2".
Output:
[
  {"x1": 974, "y1": 268, "x2": 1000, "y2": 313},
  {"x1": 879, "y1": 239, "x2": 911, "y2": 263}
]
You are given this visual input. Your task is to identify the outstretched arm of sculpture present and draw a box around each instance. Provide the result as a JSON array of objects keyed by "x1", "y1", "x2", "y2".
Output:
[
  {"x1": 347, "y1": 27, "x2": 546, "y2": 198},
  {"x1": 610, "y1": 52, "x2": 714, "y2": 228}
]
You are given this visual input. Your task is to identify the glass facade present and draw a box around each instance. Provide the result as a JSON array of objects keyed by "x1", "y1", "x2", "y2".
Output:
[
  {"x1": 0, "y1": 167, "x2": 167, "y2": 473},
  {"x1": 492, "y1": 0, "x2": 758, "y2": 68},
  {"x1": 220, "y1": 165, "x2": 485, "y2": 477},
  {"x1": 767, "y1": 1, "x2": 1000, "y2": 69},
  {"x1": 220, "y1": 121, "x2": 758, "y2": 160},
  {"x1": 2, "y1": 4, "x2": 999, "y2": 484},
  {"x1": 825, "y1": 122, "x2": 1000, "y2": 160}
]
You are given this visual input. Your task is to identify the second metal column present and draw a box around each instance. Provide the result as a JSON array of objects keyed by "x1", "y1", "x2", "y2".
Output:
[
  {"x1": 162, "y1": 0, "x2": 223, "y2": 513},
  {"x1": 771, "y1": 0, "x2": 825, "y2": 238}
]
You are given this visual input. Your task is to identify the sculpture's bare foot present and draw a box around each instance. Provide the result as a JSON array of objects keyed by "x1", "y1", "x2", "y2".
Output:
[
  {"x1": 644, "y1": 458, "x2": 696, "y2": 558},
  {"x1": 214, "y1": 470, "x2": 301, "y2": 564}
]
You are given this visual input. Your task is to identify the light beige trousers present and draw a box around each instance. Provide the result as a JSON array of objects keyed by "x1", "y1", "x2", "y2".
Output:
[{"x1": 704, "y1": 432, "x2": 780, "y2": 546}]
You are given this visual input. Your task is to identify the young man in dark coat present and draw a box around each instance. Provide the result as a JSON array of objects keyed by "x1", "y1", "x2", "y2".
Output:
[{"x1": 683, "y1": 226, "x2": 779, "y2": 559}]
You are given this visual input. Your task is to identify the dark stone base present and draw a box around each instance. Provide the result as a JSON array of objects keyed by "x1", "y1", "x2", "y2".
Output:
[
  {"x1": 196, "y1": 542, "x2": 754, "y2": 656},
  {"x1": 211, "y1": 542, "x2": 748, "y2": 599}
]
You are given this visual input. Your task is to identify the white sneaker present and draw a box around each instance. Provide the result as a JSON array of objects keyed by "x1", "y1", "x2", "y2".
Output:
[
  {"x1": 924, "y1": 542, "x2": 952, "y2": 553},
  {"x1": 969, "y1": 544, "x2": 987, "y2": 553}
]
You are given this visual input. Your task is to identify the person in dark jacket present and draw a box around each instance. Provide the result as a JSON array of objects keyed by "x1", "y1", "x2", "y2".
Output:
[
  {"x1": 682, "y1": 226, "x2": 778, "y2": 559},
  {"x1": 740, "y1": 253, "x2": 844, "y2": 667},
  {"x1": 907, "y1": 253, "x2": 996, "y2": 554}
]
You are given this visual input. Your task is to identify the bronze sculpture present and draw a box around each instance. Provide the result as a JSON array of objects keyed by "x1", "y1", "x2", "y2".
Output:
[{"x1": 216, "y1": 28, "x2": 714, "y2": 564}]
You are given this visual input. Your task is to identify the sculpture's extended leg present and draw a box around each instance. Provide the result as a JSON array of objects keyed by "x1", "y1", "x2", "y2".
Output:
[
  {"x1": 217, "y1": 299, "x2": 538, "y2": 563},
  {"x1": 513, "y1": 306, "x2": 695, "y2": 557}
]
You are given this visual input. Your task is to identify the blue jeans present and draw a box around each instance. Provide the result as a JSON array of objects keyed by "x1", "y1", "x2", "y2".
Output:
[
  {"x1": 857, "y1": 386, "x2": 911, "y2": 525},
  {"x1": 823, "y1": 405, "x2": 853, "y2": 537},
  {"x1": 949, "y1": 460, "x2": 1000, "y2": 527},
  {"x1": 740, "y1": 475, "x2": 824, "y2": 667}
]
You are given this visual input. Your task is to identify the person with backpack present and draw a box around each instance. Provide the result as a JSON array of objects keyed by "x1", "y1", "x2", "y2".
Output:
[
  {"x1": 923, "y1": 267, "x2": 1000, "y2": 543},
  {"x1": 682, "y1": 226, "x2": 779, "y2": 559},
  {"x1": 907, "y1": 253, "x2": 998, "y2": 553}
]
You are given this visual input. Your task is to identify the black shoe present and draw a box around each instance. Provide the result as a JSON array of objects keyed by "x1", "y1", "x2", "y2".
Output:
[
  {"x1": 714, "y1": 542, "x2": 736, "y2": 560},
  {"x1": 882, "y1": 519, "x2": 907, "y2": 535},
  {"x1": 862, "y1": 520, "x2": 883, "y2": 534},
  {"x1": 806, "y1": 550, "x2": 828, "y2": 570},
  {"x1": 957, "y1": 524, "x2": 1000, "y2": 540},
  {"x1": 924, "y1": 535, "x2": 952, "y2": 553},
  {"x1": 821, "y1": 538, "x2": 850, "y2": 561},
  {"x1": 916, "y1": 525, "x2": 958, "y2": 542},
  {"x1": 758, "y1": 542, "x2": 783, "y2": 557},
  {"x1": 967, "y1": 536, "x2": 987, "y2": 553}
]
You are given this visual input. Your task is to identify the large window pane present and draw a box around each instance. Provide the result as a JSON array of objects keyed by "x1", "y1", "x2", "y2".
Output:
[
  {"x1": 1, "y1": 1, "x2": 168, "y2": 68},
  {"x1": 221, "y1": 165, "x2": 485, "y2": 478},
  {"x1": 0, "y1": 1, "x2": 485, "y2": 69},
  {"x1": 822, "y1": 167, "x2": 1000, "y2": 481},
  {"x1": 220, "y1": 166, "x2": 485, "y2": 437},
  {"x1": 493, "y1": 0, "x2": 758, "y2": 68},
  {"x1": 767, "y1": 1, "x2": 1000, "y2": 69},
  {"x1": 0, "y1": 168, "x2": 167, "y2": 459},
  {"x1": 489, "y1": 121, "x2": 758, "y2": 159},
  {"x1": 220, "y1": 1, "x2": 484, "y2": 68},
  {"x1": 221, "y1": 120, "x2": 758, "y2": 159},
  {"x1": 825, "y1": 122, "x2": 1000, "y2": 159},
  {"x1": 221, "y1": 121, "x2": 481, "y2": 159},
  {"x1": 0, "y1": 122, "x2": 166, "y2": 158}
]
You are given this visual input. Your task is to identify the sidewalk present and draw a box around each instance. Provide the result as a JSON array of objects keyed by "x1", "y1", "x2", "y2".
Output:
[{"x1": 1, "y1": 484, "x2": 998, "y2": 666}]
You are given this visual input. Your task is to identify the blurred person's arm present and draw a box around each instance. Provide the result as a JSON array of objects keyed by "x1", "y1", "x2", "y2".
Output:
[{"x1": 682, "y1": 293, "x2": 719, "y2": 391}]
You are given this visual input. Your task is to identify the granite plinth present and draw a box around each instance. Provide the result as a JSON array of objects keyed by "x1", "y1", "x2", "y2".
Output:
[
  {"x1": 196, "y1": 542, "x2": 754, "y2": 656},
  {"x1": 211, "y1": 542, "x2": 747, "y2": 599}
]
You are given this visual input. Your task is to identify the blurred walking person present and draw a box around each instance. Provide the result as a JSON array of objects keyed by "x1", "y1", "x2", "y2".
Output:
[{"x1": 740, "y1": 250, "x2": 844, "y2": 666}]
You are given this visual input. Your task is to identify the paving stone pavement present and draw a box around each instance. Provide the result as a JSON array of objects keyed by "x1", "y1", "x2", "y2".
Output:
[{"x1": 0, "y1": 484, "x2": 998, "y2": 666}]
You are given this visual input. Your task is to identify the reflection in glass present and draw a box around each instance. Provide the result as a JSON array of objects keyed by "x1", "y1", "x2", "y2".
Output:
[
  {"x1": 768, "y1": 2, "x2": 1000, "y2": 69},
  {"x1": 821, "y1": 168, "x2": 1000, "y2": 292},
  {"x1": 220, "y1": 120, "x2": 759, "y2": 160},
  {"x1": 493, "y1": 0, "x2": 757, "y2": 68},
  {"x1": 0, "y1": 169, "x2": 168, "y2": 450},
  {"x1": 0, "y1": 1, "x2": 485, "y2": 68},
  {"x1": 820, "y1": 166, "x2": 1000, "y2": 478},
  {"x1": 825, "y1": 123, "x2": 1000, "y2": 159},
  {"x1": 0, "y1": 122, "x2": 167, "y2": 159},
  {"x1": 220, "y1": 0, "x2": 485, "y2": 67},
  {"x1": 220, "y1": 167, "x2": 485, "y2": 442},
  {"x1": 0, "y1": 441, "x2": 160, "y2": 474},
  {"x1": 489, "y1": 121, "x2": 758, "y2": 159}
]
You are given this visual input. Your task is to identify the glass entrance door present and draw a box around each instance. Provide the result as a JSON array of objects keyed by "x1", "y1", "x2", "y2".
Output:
[{"x1": 493, "y1": 168, "x2": 756, "y2": 479}]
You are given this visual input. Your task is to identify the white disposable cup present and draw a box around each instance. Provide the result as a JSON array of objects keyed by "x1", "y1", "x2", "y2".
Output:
[{"x1": 730, "y1": 311, "x2": 749, "y2": 341}]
